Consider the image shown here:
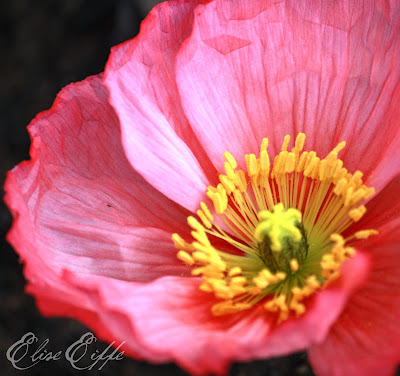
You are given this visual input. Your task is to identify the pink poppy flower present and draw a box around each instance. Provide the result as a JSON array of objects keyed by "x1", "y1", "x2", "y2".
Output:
[{"x1": 5, "y1": 0, "x2": 400, "y2": 375}]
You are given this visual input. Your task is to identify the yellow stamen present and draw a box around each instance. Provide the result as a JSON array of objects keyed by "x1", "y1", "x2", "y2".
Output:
[
  {"x1": 200, "y1": 201, "x2": 214, "y2": 222},
  {"x1": 173, "y1": 133, "x2": 376, "y2": 322},
  {"x1": 224, "y1": 151, "x2": 238, "y2": 169},
  {"x1": 290, "y1": 259, "x2": 299, "y2": 272},
  {"x1": 172, "y1": 233, "x2": 193, "y2": 251},
  {"x1": 354, "y1": 229, "x2": 379, "y2": 239},
  {"x1": 177, "y1": 251, "x2": 195, "y2": 266},
  {"x1": 197, "y1": 209, "x2": 212, "y2": 229}
]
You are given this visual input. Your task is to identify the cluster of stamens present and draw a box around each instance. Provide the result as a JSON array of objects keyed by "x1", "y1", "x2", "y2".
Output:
[{"x1": 173, "y1": 133, "x2": 377, "y2": 321}]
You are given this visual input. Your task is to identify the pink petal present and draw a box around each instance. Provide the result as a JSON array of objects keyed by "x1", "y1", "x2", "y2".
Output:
[
  {"x1": 176, "y1": 0, "x2": 400, "y2": 193},
  {"x1": 104, "y1": 0, "x2": 217, "y2": 212},
  {"x1": 4, "y1": 75, "x2": 191, "y2": 283},
  {"x1": 309, "y1": 218, "x2": 400, "y2": 376},
  {"x1": 29, "y1": 250, "x2": 370, "y2": 376}
]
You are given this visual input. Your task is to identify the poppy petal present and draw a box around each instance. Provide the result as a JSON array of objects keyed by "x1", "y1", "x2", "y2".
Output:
[
  {"x1": 27, "y1": 250, "x2": 370, "y2": 376},
  {"x1": 104, "y1": 0, "x2": 216, "y2": 212},
  {"x1": 176, "y1": 0, "x2": 400, "y2": 193},
  {"x1": 4, "y1": 75, "x2": 191, "y2": 283},
  {"x1": 309, "y1": 219, "x2": 400, "y2": 376}
]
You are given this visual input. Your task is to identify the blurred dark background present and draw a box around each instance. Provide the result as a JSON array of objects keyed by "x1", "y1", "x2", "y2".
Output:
[{"x1": 0, "y1": 1, "x2": 383, "y2": 375}]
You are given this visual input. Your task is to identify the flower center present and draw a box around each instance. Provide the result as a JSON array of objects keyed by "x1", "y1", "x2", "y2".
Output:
[
  {"x1": 255, "y1": 203, "x2": 308, "y2": 274},
  {"x1": 173, "y1": 133, "x2": 377, "y2": 321}
]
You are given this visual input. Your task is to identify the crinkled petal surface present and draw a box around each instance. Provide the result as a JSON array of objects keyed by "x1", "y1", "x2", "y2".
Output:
[
  {"x1": 309, "y1": 176, "x2": 400, "y2": 376},
  {"x1": 104, "y1": 0, "x2": 217, "y2": 212},
  {"x1": 175, "y1": 0, "x2": 400, "y2": 194},
  {"x1": 4, "y1": 75, "x2": 195, "y2": 285},
  {"x1": 31, "y1": 253, "x2": 369, "y2": 376}
]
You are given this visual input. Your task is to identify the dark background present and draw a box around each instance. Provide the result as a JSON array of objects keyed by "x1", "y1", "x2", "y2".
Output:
[{"x1": 0, "y1": 1, "x2": 394, "y2": 376}]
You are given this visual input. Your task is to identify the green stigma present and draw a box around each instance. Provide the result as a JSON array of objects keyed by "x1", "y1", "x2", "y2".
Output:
[
  {"x1": 255, "y1": 203, "x2": 308, "y2": 273},
  {"x1": 255, "y1": 203, "x2": 302, "y2": 251}
]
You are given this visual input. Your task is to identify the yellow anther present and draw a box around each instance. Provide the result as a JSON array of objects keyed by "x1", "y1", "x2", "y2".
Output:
[
  {"x1": 212, "y1": 301, "x2": 252, "y2": 316},
  {"x1": 294, "y1": 133, "x2": 306, "y2": 151},
  {"x1": 207, "y1": 186, "x2": 228, "y2": 214},
  {"x1": 321, "y1": 253, "x2": 336, "y2": 266},
  {"x1": 276, "y1": 272, "x2": 287, "y2": 281},
  {"x1": 348, "y1": 205, "x2": 366, "y2": 222},
  {"x1": 264, "y1": 294, "x2": 289, "y2": 321},
  {"x1": 319, "y1": 159, "x2": 327, "y2": 181},
  {"x1": 330, "y1": 233, "x2": 344, "y2": 245},
  {"x1": 311, "y1": 158, "x2": 321, "y2": 179},
  {"x1": 177, "y1": 251, "x2": 195, "y2": 266},
  {"x1": 172, "y1": 233, "x2": 193, "y2": 250},
  {"x1": 332, "y1": 159, "x2": 344, "y2": 179},
  {"x1": 350, "y1": 188, "x2": 367, "y2": 206},
  {"x1": 246, "y1": 154, "x2": 258, "y2": 177},
  {"x1": 344, "y1": 186, "x2": 355, "y2": 207},
  {"x1": 248, "y1": 287, "x2": 262, "y2": 295},
  {"x1": 260, "y1": 150, "x2": 270, "y2": 174},
  {"x1": 228, "y1": 267, "x2": 242, "y2": 277},
  {"x1": 253, "y1": 275, "x2": 270, "y2": 289},
  {"x1": 291, "y1": 286, "x2": 303, "y2": 298},
  {"x1": 321, "y1": 254, "x2": 338, "y2": 276},
  {"x1": 219, "y1": 174, "x2": 235, "y2": 195},
  {"x1": 205, "y1": 277, "x2": 225, "y2": 288},
  {"x1": 191, "y1": 267, "x2": 207, "y2": 276},
  {"x1": 281, "y1": 135, "x2": 291, "y2": 151},
  {"x1": 363, "y1": 187, "x2": 375, "y2": 200},
  {"x1": 332, "y1": 141, "x2": 346, "y2": 154},
  {"x1": 285, "y1": 152, "x2": 295, "y2": 173},
  {"x1": 304, "y1": 156, "x2": 319, "y2": 177},
  {"x1": 336, "y1": 167, "x2": 348, "y2": 181},
  {"x1": 191, "y1": 229, "x2": 211, "y2": 247},
  {"x1": 192, "y1": 241, "x2": 213, "y2": 254},
  {"x1": 260, "y1": 137, "x2": 269, "y2": 152},
  {"x1": 344, "y1": 246, "x2": 356, "y2": 257},
  {"x1": 192, "y1": 251, "x2": 210, "y2": 265},
  {"x1": 349, "y1": 170, "x2": 363, "y2": 186},
  {"x1": 296, "y1": 151, "x2": 308, "y2": 172},
  {"x1": 223, "y1": 151, "x2": 238, "y2": 169},
  {"x1": 192, "y1": 266, "x2": 223, "y2": 278},
  {"x1": 233, "y1": 189, "x2": 244, "y2": 205},
  {"x1": 276, "y1": 151, "x2": 288, "y2": 175},
  {"x1": 306, "y1": 275, "x2": 320, "y2": 289},
  {"x1": 258, "y1": 269, "x2": 276, "y2": 286},
  {"x1": 333, "y1": 177, "x2": 347, "y2": 196},
  {"x1": 275, "y1": 272, "x2": 286, "y2": 282},
  {"x1": 217, "y1": 183, "x2": 226, "y2": 194},
  {"x1": 229, "y1": 285, "x2": 247, "y2": 296},
  {"x1": 290, "y1": 259, "x2": 299, "y2": 272},
  {"x1": 197, "y1": 209, "x2": 212, "y2": 229},
  {"x1": 187, "y1": 216, "x2": 203, "y2": 231},
  {"x1": 289, "y1": 299, "x2": 305, "y2": 316},
  {"x1": 235, "y1": 169, "x2": 247, "y2": 192},
  {"x1": 200, "y1": 202, "x2": 214, "y2": 222},
  {"x1": 354, "y1": 229, "x2": 379, "y2": 239},
  {"x1": 199, "y1": 283, "x2": 213, "y2": 292},
  {"x1": 230, "y1": 276, "x2": 247, "y2": 286},
  {"x1": 304, "y1": 151, "x2": 316, "y2": 169},
  {"x1": 264, "y1": 294, "x2": 286, "y2": 311},
  {"x1": 214, "y1": 288, "x2": 233, "y2": 300},
  {"x1": 253, "y1": 268, "x2": 285, "y2": 289},
  {"x1": 207, "y1": 254, "x2": 226, "y2": 269},
  {"x1": 224, "y1": 162, "x2": 237, "y2": 182},
  {"x1": 256, "y1": 204, "x2": 302, "y2": 252}
]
